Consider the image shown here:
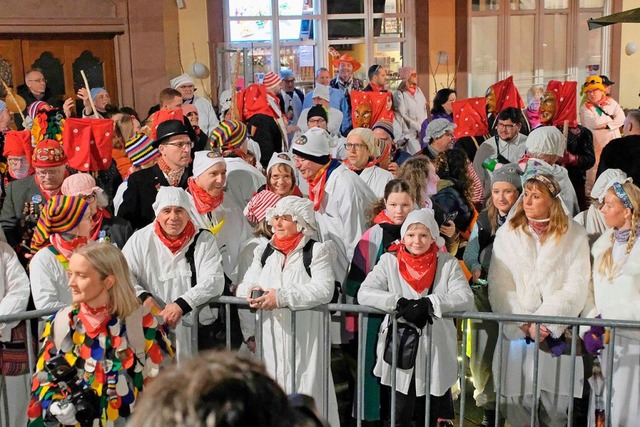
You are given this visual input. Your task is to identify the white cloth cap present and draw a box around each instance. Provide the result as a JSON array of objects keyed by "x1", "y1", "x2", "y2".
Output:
[
  {"x1": 193, "y1": 151, "x2": 226, "y2": 178},
  {"x1": 219, "y1": 89, "x2": 232, "y2": 120},
  {"x1": 170, "y1": 73, "x2": 195, "y2": 90},
  {"x1": 525, "y1": 126, "x2": 566, "y2": 157},
  {"x1": 152, "y1": 187, "x2": 192, "y2": 216},
  {"x1": 267, "y1": 152, "x2": 296, "y2": 174},
  {"x1": 425, "y1": 118, "x2": 456, "y2": 142},
  {"x1": 313, "y1": 84, "x2": 330, "y2": 102},
  {"x1": 266, "y1": 196, "x2": 317, "y2": 236},
  {"x1": 347, "y1": 128, "x2": 380, "y2": 157},
  {"x1": 590, "y1": 168, "x2": 631, "y2": 202},
  {"x1": 292, "y1": 127, "x2": 333, "y2": 158},
  {"x1": 400, "y1": 209, "x2": 445, "y2": 248}
]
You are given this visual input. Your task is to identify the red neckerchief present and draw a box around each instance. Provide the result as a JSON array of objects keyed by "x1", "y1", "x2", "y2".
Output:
[
  {"x1": 344, "y1": 158, "x2": 377, "y2": 172},
  {"x1": 157, "y1": 157, "x2": 185, "y2": 187},
  {"x1": 527, "y1": 218, "x2": 550, "y2": 237},
  {"x1": 585, "y1": 97, "x2": 611, "y2": 110},
  {"x1": 369, "y1": 82, "x2": 385, "y2": 92},
  {"x1": 392, "y1": 243, "x2": 438, "y2": 294},
  {"x1": 272, "y1": 232, "x2": 304, "y2": 256},
  {"x1": 78, "y1": 303, "x2": 112, "y2": 338},
  {"x1": 406, "y1": 85, "x2": 417, "y2": 95},
  {"x1": 50, "y1": 233, "x2": 89, "y2": 260},
  {"x1": 34, "y1": 173, "x2": 66, "y2": 202},
  {"x1": 307, "y1": 162, "x2": 331, "y2": 211},
  {"x1": 187, "y1": 177, "x2": 224, "y2": 214},
  {"x1": 373, "y1": 210, "x2": 395, "y2": 225},
  {"x1": 90, "y1": 208, "x2": 111, "y2": 241},
  {"x1": 154, "y1": 219, "x2": 196, "y2": 254}
]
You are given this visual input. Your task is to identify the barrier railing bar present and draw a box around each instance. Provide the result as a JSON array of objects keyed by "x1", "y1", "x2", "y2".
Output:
[
  {"x1": 605, "y1": 327, "x2": 616, "y2": 427},
  {"x1": 458, "y1": 321, "x2": 468, "y2": 427},
  {"x1": 424, "y1": 322, "x2": 432, "y2": 427},
  {"x1": 390, "y1": 315, "x2": 398, "y2": 427},
  {"x1": 494, "y1": 322, "x2": 504, "y2": 427},
  {"x1": 531, "y1": 324, "x2": 540, "y2": 427},
  {"x1": 322, "y1": 310, "x2": 329, "y2": 422},
  {"x1": 257, "y1": 309, "x2": 264, "y2": 360},
  {"x1": 26, "y1": 318, "x2": 36, "y2": 376},
  {"x1": 567, "y1": 324, "x2": 578, "y2": 427},
  {"x1": 290, "y1": 311, "x2": 297, "y2": 393},
  {"x1": 225, "y1": 303, "x2": 231, "y2": 350},
  {"x1": 356, "y1": 312, "x2": 364, "y2": 427}
]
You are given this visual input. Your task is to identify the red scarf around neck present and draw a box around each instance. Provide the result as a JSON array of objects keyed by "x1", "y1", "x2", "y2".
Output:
[
  {"x1": 344, "y1": 158, "x2": 377, "y2": 172},
  {"x1": 394, "y1": 243, "x2": 438, "y2": 294},
  {"x1": 35, "y1": 173, "x2": 66, "y2": 202},
  {"x1": 272, "y1": 232, "x2": 304, "y2": 256},
  {"x1": 50, "y1": 233, "x2": 89, "y2": 261},
  {"x1": 373, "y1": 210, "x2": 395, "y2": 225},
  {"x1": 307, "y1": 162, "x2": 331, "y2": 211},
  {"x1": 78, "y1": 303, "x2": 112, "y2": 337},
  {"x1": 157, "y1": 157, "x2": 185, "y2": 187},
  {"x1": 154, "y1": 219, "x2": 196, "y2": 254},
  {"x1": 187, "y1": 177, "x2": 224, "y2": 214},
  {"x1": 90, "y1": 208, "x2": 111, "y2": 241}
]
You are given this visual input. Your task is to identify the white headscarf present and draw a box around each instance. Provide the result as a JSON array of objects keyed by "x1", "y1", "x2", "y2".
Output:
[
  {"x1": 266, "y1": 196, "x2": 317, "y2": 236},
  {"x1": 400, "y1": 209, "x2": 445, "y2": 248}
]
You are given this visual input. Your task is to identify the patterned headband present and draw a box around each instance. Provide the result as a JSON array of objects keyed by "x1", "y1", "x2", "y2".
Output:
[
  {"x1": 612, "y1": 182, "x2": 633, "y2": 209},
  {"x1": 530, "y1": 174, "x2": 560, "y2": 197}
]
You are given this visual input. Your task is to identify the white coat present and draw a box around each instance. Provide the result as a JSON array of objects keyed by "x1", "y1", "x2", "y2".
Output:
[
  {"x1": 187, "y1": 193, "x2": 252, "y2": 284},
  {"x1": 357, "y1": 250, "x2": 474, "y2": 396},
  {"x1": 29, "y1": 247, "x2": 70, "y2": 310},
  {"x1": 488, "y1": 219, "x2": 591, "y2": 398},
  {"x1": 579, "y1": 100, "x2": 625, "y2": 154},
  {"x1": 237, "y1": 237, "x2": 340, "y2": 427},
  {"x1": 393, "y1": 87, "x2": 427, "y2": 140},
  {"x1": 584, "y1": 230, "x2": 640, "y2": 426},
  {"x1": 314, "y1": 163, "x2": 377, "y2": 285},
  {"x1": 358, "y1": 166, "x2": 394, "y2": 199},
  {"x1": 574, "y1": 205, "x2": 607, "y2": 246},
  {"x1": 122, "y1": 224, "x2": 225, "y2": 360},
  {"x1": 0, "y1": 241, "x2": 31, "y2": 427},
  {"x1": 297, "y1": 107, "x2": 344, "y2": 137},
  {"x1": 224, "y1": 157, "x2": 267, "y2": 209}
]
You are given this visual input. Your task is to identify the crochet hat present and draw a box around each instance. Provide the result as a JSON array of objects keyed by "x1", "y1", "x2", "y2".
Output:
[
  {"x1": 244, "y1": 189, "x2": 282, "y2": 224},
  {"x1": 210, "y1": 120, "x2": 248, "y2": 150},
  {"x1": 312, "y1": 84, "x2": 330, "y2": 102},
  {"x1": 267, "y1": 152, "x2": 296, "y2": 174},
  {"x1": 581, "y1": 75, "x2": 606, "y2": 94},
  {"x1": 153, "y1": 119, "x2": 190, "y2": 148},
  {"x1": 347, "y1": 127, "x2": 379, "y2": 157},
  {"x1": 125, "y1": 133, "x2": 160, "y2": 167},
  {"x1": 32, "y1": 139, "x2": 67, "y2": 168},
  {"x1": 3, "y1": 130, "x2": 32, "y2": 158},
  {"x1": 27, "y1": 101, "x2": 50, "y2": 119},
  {"x1": 307, "y1": 105, "x2": 328, "y2": 123},
  {"x1": 266, "y1": 196, "x2": 317, "y2": 236},
  {"x1": 591, "y1": 169, "x2": 631, "y2": 202},
  {"x1": 397, "y1": 66, "x2": 415, "y2": 81},
  {"x1": 193, "y1": 150, "x2": 225, "y2": 178},
  {"x1": 292, "y1": 127, "x2": 332, "y2": 164},
  {"x1": 526, "y1": 126, "x2": 566, "y2": 157},
  {"x1": 372, "y1": 119, "x2": 394, "y2": 140},
  {"x1": 263, "y1": 72, "x2": 282, "y2": 90},
  {"x1": 401, "y1": 209, "x2": 445, "y2": 248},
  {"x1": 279, "y1": 69, "x2": 295, "y2": 81},
  {"x1": 170, "y1": 73, "x2": 195, "y2": 90},
  {"x1": 152, "y1": 186, "x2": 191, "y2": 216},
  {"x1": 61, "y1": 173, "x2": 102, "y2": 197},
  {"x1": 90, "y1": 87, "x2": 107, "y2": 100},
  {"x1": 332, "y1": 54, "x2": 361, "y2": 72},
  {"x1": 31, "y1": 195, "x2": 90, "y2": 252},
  {"x1": 425, "y1": 118, "x2": 456, "y2": 142},
  {"x1": 491, "y1": 163, "x2": 523, "y2": 192}
]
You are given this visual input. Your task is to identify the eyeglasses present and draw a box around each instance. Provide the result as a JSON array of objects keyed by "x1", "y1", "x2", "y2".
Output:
[
  {"x1": 163, "y1": 141, "x2": 194, "y2": 150},
  {"x1": 179, "y1": 85, "x2": 195, "y2": 90},
  {"x1": 497, "y1": 123, "x2": 518, "y2": 129},
  {"x1": 81, "y1": 193, "x2": 96, "y2": 203},
  {"x1": 345, "y1": 143, "x2": 368, "y2": 151},
  {"x1": 28, "y1": 78, "x2": 46, "y2": 84},
  {"x1": 7, "y1": 158, "x2": 28, "y2": 166},
  {"x1": 308, "y1": 118, "x2": 326, "y2": 124}
]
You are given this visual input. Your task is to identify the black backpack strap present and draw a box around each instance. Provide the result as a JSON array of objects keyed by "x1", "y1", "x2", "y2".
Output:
[
  {"x1": 185, "y1": 229, "x2": 209, "y2": 288},
  {"x1": 260, "y1": 244, "x2": 276, "y2": 269},
  {"x1": 301, "y1": 239, "x2": 316, "y2": 277}
]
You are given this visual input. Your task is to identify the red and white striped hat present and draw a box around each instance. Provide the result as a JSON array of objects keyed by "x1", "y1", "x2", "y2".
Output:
[
  {"x1": 244, "y1": 189, "x2": 281, "y2": 224},
  {"x1": 262, "y1": 71, "x2": 282, "y2": 90}
]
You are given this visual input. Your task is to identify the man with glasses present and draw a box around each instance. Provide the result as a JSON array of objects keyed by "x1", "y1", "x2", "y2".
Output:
[
  {"x1": 118, "y1": 119, "x2": 193, "y2": 230},
  {"x1": 1, "y1": 139, "x2": 68, "y2": 265},
  {"x1": 296, "y1": 85, "x2": 343, "y2": 138},
  {"x1": 473, "y1": 107, "x2": 528, "y2": 204},
  {"x1": 170, "y1": 73, "x2": 218, "y2": 135},
  {"x1": 16, "y1": 68, "x2": 59, "y2": 129}
]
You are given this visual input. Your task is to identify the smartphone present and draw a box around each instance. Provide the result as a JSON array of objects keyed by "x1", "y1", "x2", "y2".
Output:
[
  {"x1": 444, "y1": 211, "x2": 458, "y2": 224},
  {"x1": 250, "y1": 289, "x2": 265, "y2": 299}
]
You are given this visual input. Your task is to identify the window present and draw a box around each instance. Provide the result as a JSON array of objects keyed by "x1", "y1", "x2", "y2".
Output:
[{"x1": 468, "y1": 0, "x2": 609, "y2": 98}]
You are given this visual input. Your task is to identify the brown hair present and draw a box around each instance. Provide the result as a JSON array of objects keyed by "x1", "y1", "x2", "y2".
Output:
[
  {"x1": 509, "y1": 175, "x2": 568, "y2": 244},
  {"x1": 598, "y1": 182, "x2": 640, "y2": 278},
  {"x1": 397, "y1": 156, "x2": 432, "y2": 208},
  {"x1": 159, "y1": 88, "x2": 183, "y2": 106},
  {"x1": 113, "y1": 113, "x2": 136, "y2": 149},
  {"x1": 267, "y1": 163, "x2": 296, "y2": 190},
  {"x1": 252, "y1": 219, "x2": 273, "y2": 239},
  {"x1": 368, "y1": 179, "x2": 414, "y2": 226}
]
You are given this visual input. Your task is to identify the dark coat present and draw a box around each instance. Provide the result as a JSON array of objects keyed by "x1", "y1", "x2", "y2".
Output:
[
  {"x1": 99, "y1": 214, "x2": 134, "y2": 249},
  {"x1": 117, "y1": 164, "x2": 191, "y2": 231},
  {"x1": 15, "y1": 84, "x2": 61, "y2": 130},
  {"x1": 597, "y1": 134, "x2": 640, "y2": 186}
]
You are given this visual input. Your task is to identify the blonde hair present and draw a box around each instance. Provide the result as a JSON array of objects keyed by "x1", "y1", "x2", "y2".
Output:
[
  {"x1": 598, "y1": 182, "x2": 640, "y2": 277},
  {"x1": 113, "y1": 114, "x2": 136, "y2": 149},
  {"x1": 509, "y1": 176, "x2": 568, "y2": 244},
  {"x1": 252, "y1": 218, "x2": 273, "y2": 239},
  {"x1": 73, "y1": 242, "x2": 140, "y2": 319}
]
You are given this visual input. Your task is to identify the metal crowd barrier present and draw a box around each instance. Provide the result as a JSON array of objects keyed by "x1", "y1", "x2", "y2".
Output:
[{"x1": 3, "y1": 301, "x2": 640, "y2": 427}]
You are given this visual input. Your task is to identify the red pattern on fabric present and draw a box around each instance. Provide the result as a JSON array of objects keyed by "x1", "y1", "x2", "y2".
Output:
[
  {"x1": 452, "y1": 97, "x2": 490, "y2": 138},
  {"x1": 395, "y1": 243, "x2": 438, "y2": 294},
  {"x1": 153, "y1": 219, "x2": 196, "y2": 254},
  {"x1": 491, "y1": 76, "x2": 525, "y2": 112},
  {"x1": 307, "y1": 162, "x2": 331, "y2": 211},
  {"x1": 237, "y1": 84, "x2": 279, "y2": 122},
  {"x1": 545, "y1": 80, "x2": 578, "y2": 127},
  {"x1": 187, "y1": 177, "x2": 224, "y2": 214},
  {"x1": 150, "y1": 108, "x2": 185, "y2": 140},
  {"x1": 350, "y1": 91, "x2": 395, "y2": 129},
  {"x1": 63, "y1": 118, "x2": 114, "y2": 172}
]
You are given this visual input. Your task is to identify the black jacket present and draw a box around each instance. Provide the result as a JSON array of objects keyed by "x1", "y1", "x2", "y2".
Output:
[{"x1": 597, "y1": 134, "x2": 640, "y2": 186}]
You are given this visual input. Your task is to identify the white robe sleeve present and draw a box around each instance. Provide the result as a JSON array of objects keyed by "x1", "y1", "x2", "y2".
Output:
[
  {"x1": 358, "y1": 254, "x2": 399, "y2": 312},
  {"x1": 0, "y1": 242, "x2": 30, "y2": 340},
  {"x1": 29, "y1": 249, "x2": 69, "y2": 310},
  {"x1": 428, "y1": 255, "x2": 474, "y2": 318}
]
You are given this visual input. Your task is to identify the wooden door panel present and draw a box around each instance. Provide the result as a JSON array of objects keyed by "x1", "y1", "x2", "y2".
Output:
[{"x1": 0, "y1": 39, "x2": 24, "y2": 91}]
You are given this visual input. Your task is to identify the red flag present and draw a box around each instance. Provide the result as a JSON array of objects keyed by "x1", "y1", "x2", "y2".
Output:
[{"x1": 62, "y1": 118, "x2": 113, "y2": 172}]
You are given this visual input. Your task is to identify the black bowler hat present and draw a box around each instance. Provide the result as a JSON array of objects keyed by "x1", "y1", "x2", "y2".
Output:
[
  {"x1": 152, "y1": 120, "x2": 190, "y2": 148},
  {"x1": 599, "y1": 75, "x2": 615, "y2": 87}
]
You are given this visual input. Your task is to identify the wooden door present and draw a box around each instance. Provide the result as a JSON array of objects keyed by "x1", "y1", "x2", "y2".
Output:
[{"x1": 0, "y1": 35, "x2": 117, "y2": 109}]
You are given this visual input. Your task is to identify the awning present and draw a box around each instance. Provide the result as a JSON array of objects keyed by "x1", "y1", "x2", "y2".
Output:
[{"x1": 588, "y1": 8, "x2": 640, "y2": 30}]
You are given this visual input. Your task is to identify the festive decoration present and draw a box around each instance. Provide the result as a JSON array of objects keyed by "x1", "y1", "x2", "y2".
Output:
[
  {"x1": 62, "y1": 118, "x2": 114, "y2": 172},
  {"x1": 486, "y1": 76, "x2": 524, "y2": 114},
  {"x1": 350, "y1": 91, "x2": 394, "y2": 129},
  {"x1": 452, "y1": 97, "x2": 489, "y2": 139},
  {"x1": 31, "y1": 107, "x2": 65, "y2": 144},
  {"x1": 544, "y1": 80, "x2": 578, "y2": 127}
]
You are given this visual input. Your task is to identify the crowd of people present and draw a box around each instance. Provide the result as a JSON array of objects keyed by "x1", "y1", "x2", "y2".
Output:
[{"x1": 0, "y1": 60, "x2": 638, "y2": 427}]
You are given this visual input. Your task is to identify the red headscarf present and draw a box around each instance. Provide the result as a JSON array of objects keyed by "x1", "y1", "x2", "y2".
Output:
[
  {"x1": 545, "y1": 80, "x2": 578, "y2": 127},
  {"x1": 490, "y1": 76, "x2": 525, "y2": 113},
  {"x1": 452, "y1": 97, "x2": 490, "y2": 139}
]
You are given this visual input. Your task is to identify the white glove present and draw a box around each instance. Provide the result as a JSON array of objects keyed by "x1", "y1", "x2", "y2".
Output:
[{"x1": 49, "y1": 400, "x2": 79, "y2": 425}]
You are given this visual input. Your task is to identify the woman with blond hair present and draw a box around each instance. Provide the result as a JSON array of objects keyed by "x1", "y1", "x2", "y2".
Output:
[
  {"x1": 488, "y1": 173, "x2": 591, "y2": 426},
  {"x1": 582, "y1": 181, "x2": 640, "y2": 425},
  {"x1": 27, "y1": 243, "x2": 173, "y2": 426}
]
